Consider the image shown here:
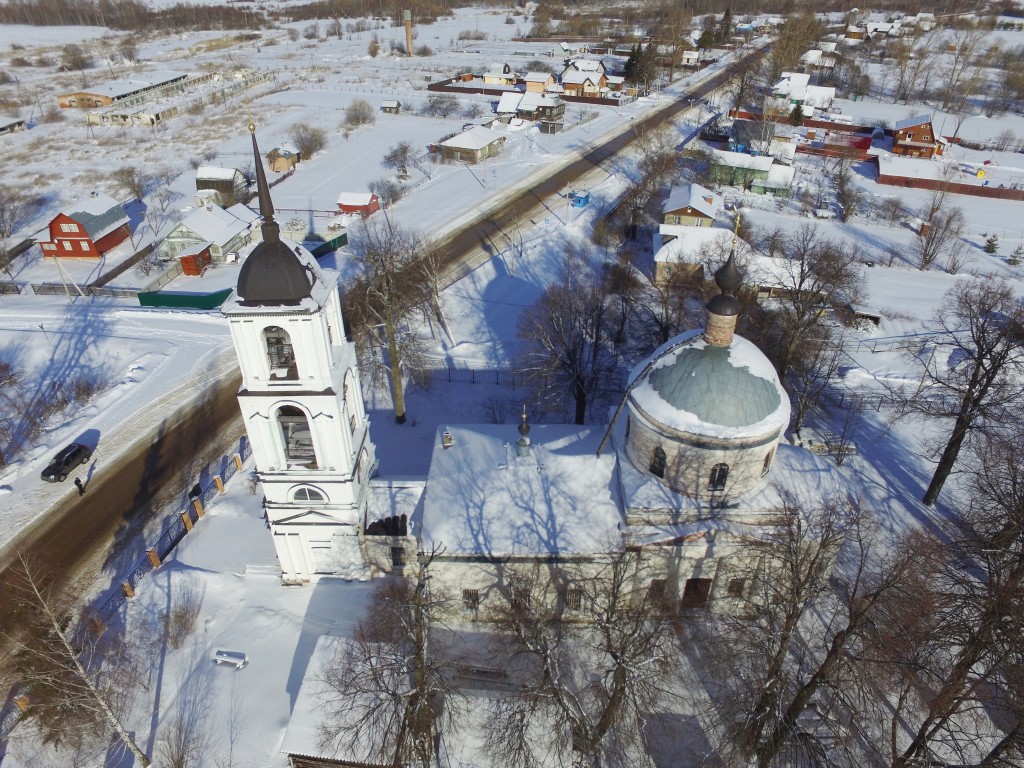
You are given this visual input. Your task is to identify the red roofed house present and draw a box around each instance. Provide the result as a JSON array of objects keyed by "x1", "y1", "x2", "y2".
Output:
[
  {"x1": 38, "y1": 192, "x2": 130, "y2": 258},
  {"x1": 892, "y1": 114, "x2": 944, "y2": 159},
  {"x1": 336, "y1": 192, "x2": 381, "y2": 217}
]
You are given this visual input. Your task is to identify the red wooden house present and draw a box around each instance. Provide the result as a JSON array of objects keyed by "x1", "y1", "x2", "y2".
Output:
[
  {"x1": 176, "y1": 241, "x2": 213, "y2": 276},
  {"x1": 38, "y1": 192, "x2": 130, "y2": 258},
  {"x1": 336, "y1": 192, "x2": 380, "y2": 217}
]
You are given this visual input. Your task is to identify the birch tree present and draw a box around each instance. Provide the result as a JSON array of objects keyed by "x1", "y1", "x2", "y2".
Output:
[{"x1": 2, "y1": 555, "x2": 151, "y2": 765}]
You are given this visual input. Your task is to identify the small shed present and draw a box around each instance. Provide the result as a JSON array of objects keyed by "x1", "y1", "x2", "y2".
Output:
[
  {"x1": 195, "y1": 166, "x2": 247, "y2": 206},
  {"x1": 336, "y1": 192, "x2": 381, "y2": 217},
  {"x1": 267, "y1": 146, "x2": 300, "y2": 173},
  {"x1": 381, "y1": 99, "x2": 402, "y2": 114},
  {"x1": 177, "y1": 241, "x2": 213, "y2": 276}
]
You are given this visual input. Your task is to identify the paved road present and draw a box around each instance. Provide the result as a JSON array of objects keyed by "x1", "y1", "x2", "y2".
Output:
[{"x1": 0, "y1": 371, "x2": 243, "y2": 594}]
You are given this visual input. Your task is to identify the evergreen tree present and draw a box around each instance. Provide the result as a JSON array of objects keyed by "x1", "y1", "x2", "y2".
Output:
[
  {"x1": 789, "y1": 103, "x2": 805, "y2": 126},
  {"x1": 984, "y1": 233, "x2": 999, "y2": 254},
  {"x1": 717, "y1": 7, "x2": 733, "y2": 44},
  {"x1": 698, "y1": 28, "x2": 716, "y2": 50}
]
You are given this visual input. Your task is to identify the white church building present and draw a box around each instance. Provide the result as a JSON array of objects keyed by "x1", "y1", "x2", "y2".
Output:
[{"x1": 224, "y1": 131, "x2": 846, "y2": 612}]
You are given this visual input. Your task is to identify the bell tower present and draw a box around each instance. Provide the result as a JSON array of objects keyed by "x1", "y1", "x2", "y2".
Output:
[{"x1": 222, "y1": 125, "x2": 376, "y2": 582}]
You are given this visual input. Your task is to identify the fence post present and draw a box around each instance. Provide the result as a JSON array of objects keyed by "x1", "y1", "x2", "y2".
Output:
[
  {"x1": 214, "y1": 476, "x2": 225, "y2": 494},
  {"x1": 181, "y1": 511, "x2": 193, "y2": 531},
  {"x1": 121, "y1": 581, "x2": 135, "y2": 599},
  {"x1": 147, "y1": 548, "x2": 161, "y2": 568},
  {"x1": 234, "y1": 454, "x2": 243, "y2": 471},
  {"x1": 193, "y1": 498, "x2": 205, "y2": 518}
]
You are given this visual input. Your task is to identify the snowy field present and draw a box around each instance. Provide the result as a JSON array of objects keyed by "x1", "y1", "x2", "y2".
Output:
[{"x1": 1, "y1": 7, "x2": 1024, "y2": 765}]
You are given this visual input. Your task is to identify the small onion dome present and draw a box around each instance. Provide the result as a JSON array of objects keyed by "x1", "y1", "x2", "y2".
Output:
[
  {"x1": 627, "y1": 330, "x2": 790, "y2": 439},
  {"x1": 518, "y1": 405, "x2": 531, "y2": 437},
  {"x1": 706, "y1": 251, "x2": 742, "y2": 317},
  {"x1": 236, "y1": 128, "x2": 315, "y2": 306}
]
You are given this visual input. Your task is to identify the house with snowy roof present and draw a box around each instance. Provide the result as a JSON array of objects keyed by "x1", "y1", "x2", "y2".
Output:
[
  {"x1": 523, "y1": 71, "x2": 556, "y2": 93},
  {"x1": 266, "y1": 145, "x2": 300, "y2": 173},
  {"x1": 439, "y1": 126, "x2": 506, "y2": 163},
  {"x1": 336, "y1": 192, "x2": 381, "y2": 217},
  {"x1": 662, "y1": 183, "x2": 722, "y2": 229},
  {"x1": 38, "y1": 192, "x2": 130, "y2": 258},
  {"x1": 892, "y1": 114, "x2": 943, "y2": 159},
  {"x1": 157, "y1": 202, "x2": 259, "y2": 262},
  {"x1": 653, "y1": 226, "x2": 736, "y2": 282},
  {"x1": 482, "y1": 62, "x2": 516, "y2": 87},
  {"x1": 559, "y1": 59, "x2": 608, "y2": 97},
  {"x1": 494, "y1": 91, "x2": 565, "y2": 124},
  {"x1": 56, "y1": 70, "x2": 189, "y2": 109},
  {"x1": 195, "y1": 166, "x2": 247, "y2": 206},
  {"x1": 772, "y1": 72, "x2": 835, "y2": 109}
]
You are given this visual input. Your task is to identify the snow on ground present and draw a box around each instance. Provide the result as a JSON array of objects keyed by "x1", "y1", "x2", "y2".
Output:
[{"x1": 2, "y1": 9, "x2": 1024, "y2": 766}]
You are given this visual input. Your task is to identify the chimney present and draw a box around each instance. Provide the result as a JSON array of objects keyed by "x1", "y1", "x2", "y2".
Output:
[{"x1": 404, "y1": 10, "x2": 413, "y2": 58}]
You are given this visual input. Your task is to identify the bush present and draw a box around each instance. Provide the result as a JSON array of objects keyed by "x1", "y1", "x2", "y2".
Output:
[
  {"x1": 290, "y1": 122, "x2": 328, "y2": 157},
  {"x1": 60, "y1": 43, "x2": 90, "y2": 71},
  {"x1": 368, "y1": 34, "x2": 380, "y2": 57},
  {"x1": 457, "y1": 29, "x2": 487, "y2": 41},
  {"x1": 343, "y1": 99, "x2": 375, "y2": 129},
  {"x1": 389, "y1": 39, "x2": 407, "y2": 54},
  {"x1": 422, "y1": 93, "x2": 459, "y2": 117},
  {"x1": 10, "y1": 57, "x2": 31, "y2": 67},
  {"x1": 0, "y1": 70, "x2": 10, "y2": 85},
  {"x1": 369, "y1": 177, "x2": 406, "y2": 206},
  {"x1": 38, "y1": 106, "x2": 64, "y2": 123},
  {"x1": 414, "y1": 44, "x2": 433, "y2": 56},
  {"x1": 303, "y1": 22, "x2": 319, "y2": 40}
]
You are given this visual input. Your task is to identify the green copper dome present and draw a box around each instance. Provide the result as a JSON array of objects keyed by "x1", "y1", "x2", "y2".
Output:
[{"x1": 647, "y1": 344, "x2": 781, "y2": 428}]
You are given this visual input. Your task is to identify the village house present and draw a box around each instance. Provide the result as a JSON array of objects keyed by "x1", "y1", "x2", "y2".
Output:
[
  {"x1": 652, "y1": 227, "x2": 752, "y2": 284},
  {"x1": 336, "y1": 192, "x2": 381, "y2": 217},
  {"x1": 679, "y1": 50, "x2": 700, "y2": 67},
  {"x1": 494, "y1": 91, "x2": 565, "y2": 125},
  {"x1": 439, "y1": 126, "x2": 506, "y2": 163},
  {"x1": 38, "y1": 192, "x2": 130, "y2": 258},
  {"x1": 891, "y1": 114, "x2": 944, "y2": 159},
  {"x1": 709, "y1": 149, "x2": 794, "y2": 197},
  {"x1": 56, "y1": 71, "x2": 189, "y2": 108},
  {"x1": 662, "y1": 183, "x2": 722, "y2": 230},
  {"x1": 195, "y1": 166, "x2": 248, "y2": 206},
  {"x1": 771, "y1": 72, "x2": 835, "y2": 110},
  {"x1": 380, "y1": 99, "x2": 401, "y2": 114},
  {"x1": 731, "y1": 120, "x2": 795, "y2": 161},
  {"x1": 559, "y1": 59, "x2": 608, "y2": 97},
  {"x1": 157, "y1": 202, "x2": 260, "y2": 262},
  {"x1": 266, "y1": 146, "x2": 300, "y2": 173},
  {"x1": 523, "y1": 71, "x2": 556, "y2": 93},
  {"x1": 482, "y1": 63, "x2": 516, "y2": 87},
  {"x1": 174, "y1": 241, "x2": 213, "y2": 276}
]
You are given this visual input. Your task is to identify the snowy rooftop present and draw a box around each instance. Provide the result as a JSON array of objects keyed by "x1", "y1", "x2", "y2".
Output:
[
  {"x1": 196, "y1": 165, "x2": 243, "y2": 181},
  {"x1": 894, "y1": 113, "x2": 933, "y2": 131},
  {"x1": 628, "y1": 331, "x2": 790, "y2": 439},
  {"x1": 662, "y1": 182, "x2": 722, "y2": 218},
  {"x1": 440, "y1": 125, "x2": 504, "y2": 151},
  {"x1": 711, "y1": 149, "x2": 773, "y2": 171},
  {"x1": 64, "y1": 70, "x2": 188, "y2": 99},
  {"x1": 419, "y1": 424, "x2": 624, "y2": 557},
  {"x1": 175, "y1": 203, "x2": 257, "y2": 245},
  {"x1": 653, "y1": 227, "x2": 738, "y2": 264},
  {"x1": 336, "y1": 191, "x2": 376, "y2": 206},
  {"x1": 524, "y1": 71, "x2": 553, "y2": 82}
]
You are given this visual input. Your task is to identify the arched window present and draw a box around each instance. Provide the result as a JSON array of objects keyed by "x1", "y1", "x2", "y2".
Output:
[
  {"x1": 762, "y1": 450, "x2": 775, "y2": 477},
  {"x1": 649, "y1": 446, "x2": 667, "y2": 478},
  {"x1": 264, "y1": 326, "x2": 297, "y2": 380},
  {"x1": 292, "y1": 487, "x2": 325, "y2": 502},
  {"x1": 278, "y1": 405, "x2": 317, "y2": 468},
  {"x1": 708, "y1": 463, "x2": 729, "y2": 491}
]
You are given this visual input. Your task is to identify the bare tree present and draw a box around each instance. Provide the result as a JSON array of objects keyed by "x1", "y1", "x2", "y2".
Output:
[
  {"x1": 789, "y1": 334, "x2": 844, "y2": 433},
  {"x1": 687, "y1": 496, "x2": 911, "y2": 768},
  {"x1": 484, "y1": 551, "x2": 682, "y2": 768},
  {"x1": 518, "y1": 248, "x2": 619, "y2": 424},
  {"x1": 940, "y1": 28, "x2": 987, "y2": 112},
  {"x1": 892, "y1": 279, "x2": 1024, "y2": 506},
  {"x1": 345, "y1": 219, "x2": 438, "y2": 424},
  {"x1": 158, "y1": 664, "x2": 212, "y2": 768},
  {"x1": 744, "y1": 224, "x2": 863, "y2": 381},
  {"x1": 623, "y1": 126, "x2": 678, "y2": 240},
  {"x1": 319, "y1": 550, "x2": 463, "y2": 767},
  {"x1": 829, "y1": 147, "x2": 863, "y2": 222},
  {"x1": 0, "y1": 183, "x2": 44, "y2": 280},
  {"x1": 289, "y1": 122, "x2": 327, "y2": 158},
  {"x1": 343, "y1": 98, "x2": 376, "y2": 130},
  {"x1": 111, "y1": 165, "x2": 152, "y2": 202},
  {"x1": 914, "y1": 189, "x2": 966, "y2": 272},
  {"x1": 382, "y1": 141, "x2": 415, "y2": 179},
  {"x1": 1, "y1": 555, "x2": 151, "y2": 765}
]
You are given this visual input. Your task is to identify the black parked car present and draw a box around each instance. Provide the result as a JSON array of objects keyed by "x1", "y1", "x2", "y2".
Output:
[{"x1": 40, "y1": 443, "x2": 92, "y2": 483}]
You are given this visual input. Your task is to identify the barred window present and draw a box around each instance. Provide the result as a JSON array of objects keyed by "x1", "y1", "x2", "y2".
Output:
[
  {"x1": 727, "y1": 578, "x2": 746, "y2": 598},
  {"x1": 650, "y1": 447, "x2": 667, "y2": 478},
  {"x1": 463, "y1": 589, "x2": 480, "y2": 610},
  {"x1": 709, "y1": 463, "x2": 729, "y2": 491},
  {"x1": 511, "y1": 583, "x2": 531, "y2": 611},
  {"x1": 648, "y1": 579, "x2": 666, "y2": 601},
  {"x1": 390, "y1": 546, "x2": 405, "y2": 567},
  {"x1": 566, "y1": 588, "x2": 583, "y2": 611}
]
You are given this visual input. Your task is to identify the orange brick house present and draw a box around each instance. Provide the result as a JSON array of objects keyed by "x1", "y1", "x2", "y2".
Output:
[{"x1": 38, "y1": 192, "x2": 130, "y2": 258}]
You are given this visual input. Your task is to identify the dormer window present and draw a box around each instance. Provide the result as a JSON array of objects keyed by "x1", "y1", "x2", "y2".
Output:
[{"x1": 264, "y1": 326, "x2": 297, "y2": 380}]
